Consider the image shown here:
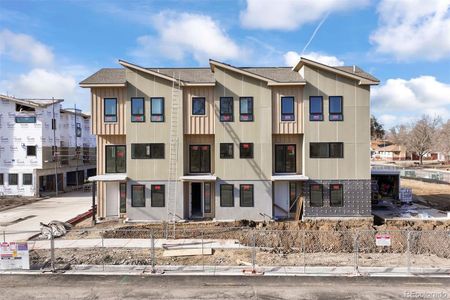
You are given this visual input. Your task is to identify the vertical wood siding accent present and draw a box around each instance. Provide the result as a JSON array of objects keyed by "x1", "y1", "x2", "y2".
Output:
[
  {"x1": 272, "y1": 86, "x2": 303, "y2": 134},
  {"x1": 183, "y1": 86, "x2": 215, "y2": 134},
  {"x1": 96, "y1": 134, "x2": 126, "y2": 218},
  {"x1": 91, "y1": 87, "x2": 127, "y2": 135}
]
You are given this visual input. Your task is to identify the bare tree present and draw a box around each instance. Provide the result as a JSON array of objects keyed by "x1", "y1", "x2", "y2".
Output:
[
  {"x1": 436, "y1": 120, "x2": 450, "y2": 162},
  {"x1": 388, "y1": 124, "x2": 408, "y2": 146},
  {"x1": 407, "y1": 115, "x2": 441, "y2": 165}
]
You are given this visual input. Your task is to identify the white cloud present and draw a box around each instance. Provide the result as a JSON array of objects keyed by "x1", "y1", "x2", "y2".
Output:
[
  {"x1": 372, "y1": 76, "x2": 450, "y2": 128},
  {"x1": 240, "y1": 0, "x2": 369, "y2": 30},
  {"x1": 370, "y1": 0, "x2": 450, "y2": 60},
  {"x1": 283, "y1": 51, "x2": 344, "y2": 67},
  {"x1": 0, "y1": 29, "x2": 54, "y2": 66},
  {"x1": 132, "y1": 12, "x2": 241, "y2": 64}
]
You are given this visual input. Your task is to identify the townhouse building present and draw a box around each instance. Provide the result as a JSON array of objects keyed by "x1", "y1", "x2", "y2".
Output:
[
  {"x1": 0, "y1": 95, "x2": 96, "y2": 197},
  {"x1": 80, "y1": 57, "x2": 378, "y2": 221}
]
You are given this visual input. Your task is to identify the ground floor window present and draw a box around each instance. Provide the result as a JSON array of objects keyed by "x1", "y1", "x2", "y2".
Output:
[
  {"x1": 240, "y1": 184, "x2": 254, "y2": 207},
  {"x1": 23, "y1": 174, "x2": 32, "y2": 185},
  {"x1": 220, "y1": 184, "x2": 234, "y2": 207},
  {"x1": 151, "y1": 185, "x2": 165, "y2": 207},
  {"x1": 330, "y1": 184, "x2": 343, "y2": 207},
  {"x1": 131, "y1": 185, "x2": 145, "y2": 207},
  {"x1": 8, "y1": 174, "x2": 18, "y2": 185},
  {"x1": 204, "y1": 182, "x2": 212, "y2": 213},
  {"x1": 0, "y1": 174, "x2": 3, "y2": 185},
  {"x1": 119, "y1": 183, "x2": 126, "y2": 213},
  {"x1": 310, "y1": 184, "x2": 323, "y2": 207},
  {"x1": 289, "y1": 182, "x2": 298, "y2": 213}
]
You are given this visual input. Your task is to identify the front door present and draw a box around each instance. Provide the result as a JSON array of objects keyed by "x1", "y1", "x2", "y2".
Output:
[
  {"x1": 191, "y1": 182, "x2": 202, "y2": 217},
  {"x1": 274, "y1": 182, "x2": 289, "y2": 218},
  {"x1": 106, "y1": 182, "x2": 119, "y2": 217}
]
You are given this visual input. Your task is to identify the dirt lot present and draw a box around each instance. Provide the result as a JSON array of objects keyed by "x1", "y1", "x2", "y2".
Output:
[
  {"x1": 0, "y1": 196, "x2": 44, "y2": 211},
  {"x1": 402, "y1": 179, "x2": 450, "y2": 210}
]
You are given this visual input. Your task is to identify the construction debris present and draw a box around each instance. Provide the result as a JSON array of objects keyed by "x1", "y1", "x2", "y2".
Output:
[{"x1": 40, "y1": 221, "x2": 73, "y2": 239}]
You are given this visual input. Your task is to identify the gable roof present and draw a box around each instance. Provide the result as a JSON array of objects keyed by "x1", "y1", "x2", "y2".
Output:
[
  {"x1": 0, "y1": 94, "x2": 64, "y2": 108},
  {"x1": 79, "y1": 68, "x2": 126, "y2": 87}
]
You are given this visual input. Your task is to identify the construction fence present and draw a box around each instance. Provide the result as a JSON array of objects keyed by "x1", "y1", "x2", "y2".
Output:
[
  {"x1": 2, "y1": 228, "x2": 450, "y2": 275},
  {"x1": 372, "y1": 164, "x2": 450, "y2": 183}
]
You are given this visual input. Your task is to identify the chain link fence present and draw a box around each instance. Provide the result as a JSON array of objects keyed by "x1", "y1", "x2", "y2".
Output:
[{"x1": 2, "y1": 228, "x2": 449, "y2": 275}]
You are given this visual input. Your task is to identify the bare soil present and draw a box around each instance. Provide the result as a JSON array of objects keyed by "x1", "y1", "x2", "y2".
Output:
[
  {"x1": 401, "y1": 179, "x2": 450, "y2": 210},
  {"x1": 0, "y1": 196, "x2": 45, "y2": 211}
]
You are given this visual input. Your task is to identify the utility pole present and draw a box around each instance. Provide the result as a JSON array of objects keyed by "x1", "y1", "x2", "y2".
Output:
[{"x1": 52, "y1": 97, "x2": 58, "y2": 196}]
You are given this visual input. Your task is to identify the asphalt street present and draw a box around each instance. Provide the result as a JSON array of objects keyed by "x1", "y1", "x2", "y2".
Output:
[{"x1": 0, "y1": 274, "x2": 449, "y2": 300}]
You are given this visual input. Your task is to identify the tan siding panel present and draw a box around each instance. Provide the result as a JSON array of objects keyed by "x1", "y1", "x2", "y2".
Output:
[
  {"x1": 184, "y1": 86, "x2": 215, "y2": 134},
  {"x1": 91, "y1": 87, "x2": 127, "y2": 135}
]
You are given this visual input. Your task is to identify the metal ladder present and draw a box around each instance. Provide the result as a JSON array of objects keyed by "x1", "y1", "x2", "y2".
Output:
[{"x1": 167, "y1": 74, "x2": 181, "y2": 226}]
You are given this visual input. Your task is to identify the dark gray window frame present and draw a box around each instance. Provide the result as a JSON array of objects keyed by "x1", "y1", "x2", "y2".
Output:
[
  {"x1": 310, "y1": 184, "x2": 323, "y2": 207},
  {"x1": 105, "y1": 145, "x2": 126, "y2": 173},
  {"x1": 131, "y1": 143, "x2": 164, "y2": 159},
  {"x1": 131, "y1": 184, "x2": 145, "y2": 207},
  {"x1": 220, "y1": 184, "x2": 234, "y2": 207},
  {"x1": 220, "y1": 97, "x2": 233, "y2": 122},
  {"x1": 104, "y1": 98, "x2": 117, "y2": 122},
  {"x1": 309, "y1": 96, "x2": 323, "y2": 121},
  {"x1": 310, "y1": 143, "x2": 344, "y2": 158},
  {"x1": 189, "y1": 145, "x2": 211, "y2": 173},
  {"x1": 239, "y1": 184, "x2": 254, "y2": 207},
  {"x1": 220, "y1": 143, "x2": 234, "y2": 159},
  {"x1": 239, "y1": 143, "x2": 254, "y2": 159},
  {"x1": 150, "y1": 97, "x2": 165, "y2": 122},
  {"x1": 192, "y1": 97, "x2": 206, "y2": 115},
  {"x1": 204, "y1": 182, "x2": 212, "y2": 213},
  {"x1": 0, "y1": 174, "x2": 3, "y2": 185},
  {"x1": 131, "y1": 97, "x2": 145, "y2": 122},
  {"x1": 275, "y1": 144, "x2": 296, "y2": 173},
  {"x1": 26, "y1": 145, "x2": 36, "y2": 156},
  {"x1": 23, "y1": 173, "x2": 32, "y2": 185},
  {"x1": 151, "y1": 184, "x2": 165, "y2": 207},
  {"x1": 330, "y1": 183, "x2": 344, "y2": 207},
  {"x1": 239, "y1": 97, "x2": 254, "y2": 122},
  {"x1": 281, "y1": 96, "x2": 295, "y2": 121},
  {"x1": 329, "y1": 96, "x2": 343, "y2": 121},
  {"x1": 8, "y1": 174, "x2": 18, "y2": 185}
]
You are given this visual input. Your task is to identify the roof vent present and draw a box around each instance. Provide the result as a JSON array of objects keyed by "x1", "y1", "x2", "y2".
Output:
[{"x1": 352, "y1": 65, "x2": 356, "y2": 73}]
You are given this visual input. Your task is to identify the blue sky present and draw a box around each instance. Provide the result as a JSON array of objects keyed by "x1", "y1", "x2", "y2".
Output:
[{"x1": 1, "y1": 0, "x2": 449, "y2": 129}]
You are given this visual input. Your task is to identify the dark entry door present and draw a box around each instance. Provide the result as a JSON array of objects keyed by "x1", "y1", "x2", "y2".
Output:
[{"x1": 191, "y1": 182, "x2": 202, "y2": 217}]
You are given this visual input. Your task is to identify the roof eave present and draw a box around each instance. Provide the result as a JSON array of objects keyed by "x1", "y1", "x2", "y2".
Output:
[
  {"x1": 209, "y1": 59, "x2": 276, "y2": 85},
  {"x1": 79, "y1": 83, "x2": 127, "y2": 88},
  {"x1": 118, "y1": 59, "x2": 184, "y2": 85}
]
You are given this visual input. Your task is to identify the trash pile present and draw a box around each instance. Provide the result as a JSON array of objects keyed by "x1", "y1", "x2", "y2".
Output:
[{"x1": 39, "y1": 221, "x2": 73, "y2": 239}]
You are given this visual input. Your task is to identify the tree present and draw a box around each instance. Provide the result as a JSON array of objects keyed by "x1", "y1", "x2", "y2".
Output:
[
  {"x1": 435, "y1": 120, "x2": 450, "y2": 162},
  {"x1": 370, "y1": 115, "x2": 385, "y2": 140},
  {"x1": 406, "y1": 115, "x2": 441, "y2": 165}
]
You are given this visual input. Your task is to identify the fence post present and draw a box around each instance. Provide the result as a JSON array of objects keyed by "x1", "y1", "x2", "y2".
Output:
[
  {"x1": 50, "y1": 230, "x2": 55, "y2": 272},
  {"x1": 407, "y1": 231, "x2": 411, "y2": 274},
  {"x1": 354, "y1": 231, "x2": 359, "y2": 274},
  {"x1": 151, "y1": 230, "x2": 156, "y2": 274},
  {"x1": 302, "y1": 230, "x2": 306, "y2": 274},
  {"x1": 101, "y1": 231, "x2": 105, "y2": 272},
  {"x1": 201, "y1": 230, "x2": 205, "y2": 272},
  {"x1": 251, "y1": 230, "x2": 256, "y2": 273}
]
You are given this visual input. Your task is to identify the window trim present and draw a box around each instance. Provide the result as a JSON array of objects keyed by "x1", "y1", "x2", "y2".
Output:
[
  {"x1": 281, "y1": 96, "x2": 295, "y2": 121},
  {"x1": 131, "y1": 184, "x2": 145, "y2": 207},
  {"x1": 239, "y1": 143, "x2": 254, "y2": 159},
  {"x1": 239, "y1": 184, "x2": 254, "y2": 207},
  {"x1": 192, "y1": 97, "x2": 206, "y2": 116},
  {"x1": 150, "y1": 97, "x2": 165, "y2": 122},
  {"x1": 275, "y1": 144, "x2": 296, "y2": 173},
  {"x1": 310, "y1": 184, "x2": 323, "y2": 207},
  {"x1": 151, "y1": 184, "x2": 165, "y2": 207},
  {"x1": 220, "y1": 184, "x2": 234, "y2": 207},
  {"x1": 105, "y1": 145, "x2": 127, "y2": 173},
  {"x1": 220, "y1": 97, "x2": 234, "y2": 122},
  {"x1": 309, "y1": 96, "x2": 323, "y2": 121},
  {"x1": 131, "y1": 97, "x2": 145, "y2": 122},
  {"x1": 189, "y1": 145, "x2": 211, "y2": 173},
  {"x1": 239, "y1": 97, "x2": 254, "y2": 122},
  {"x1": 309, "y1": 142, "x2": 344, "y2": 159},
  {"x1": 22, "y1": 173, "x2": 32, "y2": 186},
  {"x1": 330, "y1": 184, "x2": 344, "y2": 207},
  {"x1": 329, "y1": 96, "x2": 343, "y2": 121},
  {"x1": 104, "y1": 98, "x2": 118, "y2": 123},
  {"x1": 219, "y1": 143, "x2": 234, "y2": 159}
]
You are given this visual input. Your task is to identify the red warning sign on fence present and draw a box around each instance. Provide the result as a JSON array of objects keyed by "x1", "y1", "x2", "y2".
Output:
[{"x1": 375, "y1": 234, "x2": 391, "y2": 247}]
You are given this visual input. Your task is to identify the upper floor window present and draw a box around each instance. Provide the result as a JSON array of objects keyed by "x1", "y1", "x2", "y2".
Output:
[
  {"x1": 105, "y1": 145, "x2": 126, "y2": 173},
  {"x1": 189, "y1": 145, "x2": 210, "y2": 173},
  {"x1": 240, "y1": 184, "x2": 254, "y2": 207},
  {"x1": 26, "y1": 145, "x2": 36, "y2": 156},
  {"x1": 310, "y1": 184, "x2": 323, "y2": 207},
  {"x1": 151, "y1": 97, "x2": 164, "y2": 122},
  {"x1": 310, "y1": 142, "x2": 343, "y2": 158},
  {"x1": 192, "y1": 97, "x2": 206, "y2": 115},
  {"x1": 330, "y1": 184, "x2": 343, "y2": 207},
  {"x1": 220, "y1": 143, "x2": 234, "y2": 159},
  {"x1": 275, "y1": 144, "x2": 296, "y2": 173},
  {"x1": 151, "y1": 185, "x2": 165, "y2": 207},
  {"x1": 329, "y1": 96, "x2": 343, "y2": 121},
  {"x1": 239, "y1": 97, "x2": 253, "y2": 121},
  {"x1": 15, "y1": 116, "x2": 36, "y2": 123},
  {"x1": 131, "y1": 143, "x2": 164, "y2": 159},
  {"x1": 220, "y1": 97, "x2": 233, "y2": 122},
  {"x1": 104, "y1": 98, "x2": 117, "y2": 122},
  {"x1": 309, "y1": 96, "x2": 323, "y2": 121},
  {"x1": 281, "y1": 96, "x2": 295, "y2": 121},
  {"x1": 240, "y1": 143, "x2": 254, "y2": 159},
  {"x1": 131, "y1": 97, "x2": 145, "y2": 122}
]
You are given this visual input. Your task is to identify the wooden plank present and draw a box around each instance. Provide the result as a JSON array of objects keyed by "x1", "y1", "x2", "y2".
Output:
[
  {"x1": 163, "y1": 248, "x2": 213, "y2": 257},
  {"x1": 295, "y1": 195, "x2": 304, "y2": 221}
]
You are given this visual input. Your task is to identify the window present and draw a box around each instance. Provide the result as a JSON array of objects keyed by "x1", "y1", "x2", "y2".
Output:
[
  {"x1": 76, "y1": 123, "x2": 82, "y2": 137},
  {"x1": 131, "y1": 185, "x2": 145, "y2": 207},
  {"x1": 26, "y1": 146, "x2": 36, "y2": 156},
  {"x1": 16, "y1": 104, "x2": 35, "y2": 112},
  {"x1": 131, "y1": 143, "x2": 164, "y2": 159},
  {"x1": 220, "y1": 184, "x2": 234, "y2": 207},
  {"x1": 239, "y1": 97, "x2": 253, "y2": 121},
  {"x1": 9, "y1": 174, "x2": 18, "y2": 185},
  {"x1": 15, "y1": 116, "x2": 36, "y2": 123},
  {"x1": 310, "y1": 184, "x2": 323, "y2": 207},
  {"x1": 275, "y1": 144, "x2": 296, "y2": 173},
  {"x1": 104, "y1": 98, "x2": 117, "y2": 122},
  {"x1": 330, "y1": 184, "x2": 343, "y2": 207},
  {"x1": 105, "y1": 145, "x2": 126, "y2": 173},
  {"x1": 240, "y1": 143, "x2": 253, "y2": 159},
  {"x1": 131, "y1": 97, "x2": 145, "y2": 122},
  {"x1": 310, "y1": 143, "x2": 343, "y2": 158},
  {"x1": 220, "y1": 97, "x2": 233, "y2": 121},
  {"x1": 189, "y1": 145, "x2": 210, "y2": 173},
  {"x1": 240, "y1": 184, "x2": 254, "y2": 207},
  {"x1": 0, "y1": 174, "x2": 4, "y2": 185},
  {"x1": 119, "y1": 183, "x2": 126, "y2": 213},
  {"x1": 289, "y1": 182, "x2": 298, "y2": 213},
  {"x1": 204, "y1": 183, "x2": 212, "y2": 213},
  {"x1": 220, "y1": 143, "x2": 233, "y2": 159},
  {"x1": 192, "y1": 97, "x2": 206, "y2": 115},
  {"x1": 281, "y1": 96, "x2": 295, "y2": 121},
  {"x1": 309, "y1": 96, "x2": 323, "y2": 121},
  {"x1": 23, "y1": 174, "x2": 32, "y2": 185},
  {"x1": 151, "y1": 185, "x2": 165, "y2": 207},
  {"x1": 329, "y1": 96, "x2": 343, "y2": 121},
  {"x1": 151, "y1": 97, "x2": 164, "y2": 122}
]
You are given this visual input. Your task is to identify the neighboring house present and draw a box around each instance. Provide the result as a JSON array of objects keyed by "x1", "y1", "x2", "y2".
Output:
[
  {"x1": 80, "y1": 57, "x2": 379, "y2": 221},
  {"x1": 0, "y1": 95, "x2": 96, "y2": 197},
  {"x1": 373, "y1": 144, "x2": 408, "y2": 161}
]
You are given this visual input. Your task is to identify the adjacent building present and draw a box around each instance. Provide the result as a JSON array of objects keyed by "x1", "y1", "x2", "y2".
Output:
[
  {"x1": 80, "y1": 57, "x2": 379, "y2": 221},
  {"x1": 0, "y1": 95, "x2": 96, "y2": 197}
]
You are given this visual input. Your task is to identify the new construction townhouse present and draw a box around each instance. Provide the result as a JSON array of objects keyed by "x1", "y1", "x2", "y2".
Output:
[
  {"x1": 0, "y1": 94, "x2": 96, "y2": 197},
  {"x1": 80, "y1": 57, "x2": 379, "y2": 221}
]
